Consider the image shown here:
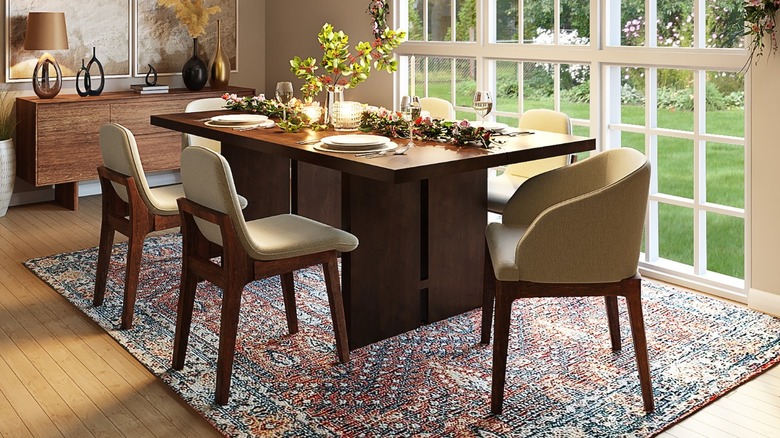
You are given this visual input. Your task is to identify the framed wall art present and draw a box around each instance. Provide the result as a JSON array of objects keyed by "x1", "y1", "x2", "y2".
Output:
[
  {"x1": 135, "y1": 0, "x2": 237, "y2": 77},
  {"x1": 6, "y1": 0, "x2": 131, "y2": 81}
]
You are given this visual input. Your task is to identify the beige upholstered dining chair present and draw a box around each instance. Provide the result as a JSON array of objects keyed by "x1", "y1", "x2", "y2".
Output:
[
  {"x1": 487, "y1": 109, "x2": 575, "y2": 213},
  {"x1": 420, "y1": 96, "x2": 456, "y2": 120},
  {"x1": 174, "y1": 145, "x2": 359, "y2": 405},
  {"x1": 182, "y1": 97, "x2": 225, "y2": 152},
  {"x1": 480, "y1": 147, "x2": 653, "y2": 414},
  {"x1": 94, "y1": 123, "x2": 184, "y2": 329}
]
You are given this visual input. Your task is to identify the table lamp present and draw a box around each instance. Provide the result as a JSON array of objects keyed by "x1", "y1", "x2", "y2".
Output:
[{"x1": 23, "y1": 12, "x2": 69, "y2": 99}]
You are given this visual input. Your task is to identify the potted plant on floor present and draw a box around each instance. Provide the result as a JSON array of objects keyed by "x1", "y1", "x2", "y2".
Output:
[{"x1": 0, "y1": 84, "x2": 17, "y2": 217}]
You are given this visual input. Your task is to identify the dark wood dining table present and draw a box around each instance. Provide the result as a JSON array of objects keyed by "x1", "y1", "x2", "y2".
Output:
[{"x1": 151, "y1": 111, "x2": 596, "y2": 349}]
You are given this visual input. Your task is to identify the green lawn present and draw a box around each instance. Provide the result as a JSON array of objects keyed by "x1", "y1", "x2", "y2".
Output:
[{"x1": 424, "y1": 83, "x2": 745, "y2": 279}]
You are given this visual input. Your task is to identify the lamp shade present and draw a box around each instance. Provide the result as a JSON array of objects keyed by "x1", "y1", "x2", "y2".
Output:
[{"x1": 23, "y1": 12, "x2": 68, "y2": 51}]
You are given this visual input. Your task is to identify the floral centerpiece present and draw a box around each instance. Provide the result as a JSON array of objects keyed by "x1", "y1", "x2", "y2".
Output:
[
  {"x1": 157, "y1": 0, "x2": 220, "y2": 38},
  {"x1": 359, "y1": 107, "x2": 495, "y2": 147},
  {"x1": 289, "y1": 23, "x2": 406, "y2": 102},
  {"x1": 222, "y1": 93, "x2": 326, "y2": 132},
  {"x1": 744, "y1": 0, "x2": 780, "y2": 65}
]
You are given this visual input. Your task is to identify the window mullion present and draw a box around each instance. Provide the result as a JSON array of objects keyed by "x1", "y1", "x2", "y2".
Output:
[
  {"x1": 646, "y1": 0, "x2": 657, "y2": 48},
  {"x1": 694, "y1": 0, "x2": 705, "y2": 48},
  {"x1": 694, "y1": 71, "x2": 707, "y2": 275},
  {"x1": 646, "y1": 67, "x2": 659, "y2": 262}
]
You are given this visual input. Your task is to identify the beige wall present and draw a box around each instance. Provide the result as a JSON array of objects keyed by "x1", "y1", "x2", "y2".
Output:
[
  {"x1": 748, "y1": 60, "x2": 780, "y2": 314},
  {"x1": 265, "y1": 0, "x2": 394, "y2": 107}
]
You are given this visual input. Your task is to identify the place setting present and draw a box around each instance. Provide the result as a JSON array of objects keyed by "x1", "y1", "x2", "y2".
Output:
[
  {"x1": 203, "y1": 114, "x2": 275, "y2": 130},
  {"x1": 313, "y1": 134, "x2": 397, "y2": 155}
]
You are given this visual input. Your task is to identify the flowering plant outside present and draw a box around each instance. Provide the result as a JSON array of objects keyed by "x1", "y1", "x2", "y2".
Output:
[
  {"x1": 745, "y1": 0, "x2": 780, "y2": 63},
  {"x1": 290, "y1": 23, "x2": 406, "y2": 102},
  {"x1": 157, "y1": 0, "x2": 220, "y2": 38}
]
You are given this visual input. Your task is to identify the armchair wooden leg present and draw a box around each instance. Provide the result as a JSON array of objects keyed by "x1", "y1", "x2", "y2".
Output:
[
  {"x1": 172, "y1": 267, "x2": 198, "y2": 371},
  {"x1": 624, "y1": 279, "x2": 654, "y2": 412},
  {"x1": 215, "y1": 282, "x2": 244, "y2": 405},
  {"x1": 280, "y1": 272, "x2": 299, "y2": 335},
  {"x1": 120, "y1": 231, "x2": 147, "y2": 330},
  {"x1": 481, "y1": 248, "x2": 495, "y2": 345},
  {"x1": 93, "y1": 223, "x2": 115, "y2": 307},
  {"x1": 323, "y1": 257, "x2": 350, "y2": 364},
  {"x1": 604, "y1": 296, "x2": 622, "y2": 350},
  {"x1": 490, "y1": 281, "x2": 512, "y2": 415}
]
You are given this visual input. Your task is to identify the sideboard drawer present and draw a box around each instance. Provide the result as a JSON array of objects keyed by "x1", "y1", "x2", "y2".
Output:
[
  {"x1": 36, "y1": 103, "x2": 109, "y2": 185},
  {"x1": 111, "y1": 100, "x2": 191, "y2": 137}
]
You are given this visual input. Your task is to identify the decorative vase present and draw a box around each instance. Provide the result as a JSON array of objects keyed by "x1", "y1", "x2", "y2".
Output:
[
  {"x1": 324, "y1": 85, "x2": 344, "y2": 126},
  {"x1": 76, "y1": 47, "x2": 105, "y2": 97},
  {"x1": 0, "y1": 139, "x2": 15, "y2": 217},
  {"x1": 182, "y1": 38, "x2": 208, "y2": 91},
  {"x1": 209, "y1": 20, "x2": 230, "y2": 89}
]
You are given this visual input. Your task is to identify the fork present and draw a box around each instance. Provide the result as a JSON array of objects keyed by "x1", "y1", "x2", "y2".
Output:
[{"x1": 357, "y1": 144, "x2": 410, "y2": 158}]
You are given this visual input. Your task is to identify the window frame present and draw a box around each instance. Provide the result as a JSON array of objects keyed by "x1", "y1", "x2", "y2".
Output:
[{"x1": 393, "y1": 0, "x2": 751, "y2": 302}]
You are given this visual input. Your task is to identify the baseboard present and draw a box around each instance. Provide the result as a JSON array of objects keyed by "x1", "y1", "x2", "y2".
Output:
[
  {"x1": 747, "y1": 288, "x2": 780, "y2": 318},
  {"x1": 10, "y1": 187, "x2": 54, "y2": 206}
]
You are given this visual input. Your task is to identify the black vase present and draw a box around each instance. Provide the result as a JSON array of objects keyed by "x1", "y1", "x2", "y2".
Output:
[{"x1": 182, "y1": 38, "x2": 208, "y2": 91}]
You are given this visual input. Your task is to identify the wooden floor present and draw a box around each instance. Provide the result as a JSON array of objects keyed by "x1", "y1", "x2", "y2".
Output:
[{"x1": 1, "y1": 195, "x2": 779, "y2": 437}]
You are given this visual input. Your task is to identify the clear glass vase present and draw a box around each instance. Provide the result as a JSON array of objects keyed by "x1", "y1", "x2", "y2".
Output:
[{"x1": 324, "y1": 85, "x2": 344, "y2": 127}]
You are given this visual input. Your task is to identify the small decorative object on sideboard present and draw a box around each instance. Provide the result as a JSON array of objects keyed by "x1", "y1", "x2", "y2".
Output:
[
  {"x1": 0, "y1": 85, "x2": 17, "y2": 217},
  {"x1": 209, "y1": 19, "x2": 230, "y2": 89},
  {"x1": 145, "y1": 64, "x2": 158, "y2": 86},
  {"x1": 158, "y1": 0, "x2": 221, "y2": 91},
  {"x1": 130, "y1": 84, "x2": 169, "y2": 94},
  {"x1": 75, "y1": 47, "x2": 105, "y2": 97}
]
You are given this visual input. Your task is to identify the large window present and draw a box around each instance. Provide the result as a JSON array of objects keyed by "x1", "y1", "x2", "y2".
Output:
[{"x1": 396, "y1": 0, "x2": 748, "y2": 300}]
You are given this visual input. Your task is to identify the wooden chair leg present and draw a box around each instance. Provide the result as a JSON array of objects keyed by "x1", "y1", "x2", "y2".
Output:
[
  {"x1": 481, "y1": 247, "x2": 495, "y2": 345},
  {"x1": 323, "y1": 257, "x2": 350, "y2": 364},
  {"x1": 624, "y1": 279, "x2": 655, "y2": 412},
  {"x1": 172, "y1": 264, "x2": 198, "y2": 371},
  {"x1": 215, "y1": 282, "x2": 244, "y2": 405},
  {"x1": 280, "y1": 272, "x2": 299, "y2": 334},
  {"x1": 120, "y1": 231, "x2": 147, "y2": 330},
  {"x1": 93, "y1": 222, "x2": 115, "y2": 307},
  {"x1": 490, "y1": 281, "x2": 512, "y2": 415},
  {"x1": 604, "y1": 296, "x2": 622, "y2": 350}
]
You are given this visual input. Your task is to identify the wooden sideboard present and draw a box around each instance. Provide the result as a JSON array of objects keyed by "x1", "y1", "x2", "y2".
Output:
[{"x1": 15, "y1": 85, "x2": 255, "y2": 210}]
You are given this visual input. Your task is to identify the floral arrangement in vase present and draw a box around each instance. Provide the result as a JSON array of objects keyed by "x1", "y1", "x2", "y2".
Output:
[
  {"x1": 744, "y1": 0, "x2": 780, "y2": 65},
  {"x1": 157, "y1": 0, "x2": 220, "y2": 38},
  {"x1": 290, "y1": 22, "x2": 406, "y2": 102}
]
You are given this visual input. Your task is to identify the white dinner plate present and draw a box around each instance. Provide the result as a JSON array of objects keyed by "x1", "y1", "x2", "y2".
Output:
[
  {"x1": 469, "y1": 121, "x2": 509, "y2": 132},
  {"x1": 208, "y1": 114, "x2": 268, "y2": 125},
  {"x1": 314, "y1": 141, "x2": 396, "y2": 154},
  {"x1": 204, "y1": 119, "x2": 275, "y2": 129},
  {"x1": 322, "y1": 135, "x2": 390, "y2": 147}
]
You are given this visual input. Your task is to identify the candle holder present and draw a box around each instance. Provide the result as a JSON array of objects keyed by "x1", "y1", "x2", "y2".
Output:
[
  {"x1": 331, "y1": 101, "x2": 363, "y2": 131},
  {"x1": 302, "y1": 102, "x2": 323, "y2": 125}
]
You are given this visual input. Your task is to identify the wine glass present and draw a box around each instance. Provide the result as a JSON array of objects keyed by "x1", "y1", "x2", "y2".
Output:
[
  {"x1": 400, "y1": 95, "x2": 422, "y2": 149},
  {"x1": 275, "y1": 81, "x2": 294, "y2": 121},
  {"x1": 472, "y1": 90, "x2": 493, "y2": 125}
]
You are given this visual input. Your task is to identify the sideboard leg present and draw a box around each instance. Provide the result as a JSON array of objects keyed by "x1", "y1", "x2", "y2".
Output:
[{"x1": 54, "y1": 182, "x2": 78, "y2": 210}]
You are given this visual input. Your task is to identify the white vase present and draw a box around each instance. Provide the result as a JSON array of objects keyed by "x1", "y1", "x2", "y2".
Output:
[{"x1": 0, "y1": 139, "x2": 15, "y2": 217}]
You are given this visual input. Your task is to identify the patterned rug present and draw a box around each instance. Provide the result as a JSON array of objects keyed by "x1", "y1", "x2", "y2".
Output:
[{"x1": 24, "y1": 233, "x2": 780, "y2": 437}]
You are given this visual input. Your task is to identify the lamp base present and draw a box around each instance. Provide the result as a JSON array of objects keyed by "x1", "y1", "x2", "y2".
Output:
[{"x1": 32, "y1": 53, "x2": 63, "y2": 99}]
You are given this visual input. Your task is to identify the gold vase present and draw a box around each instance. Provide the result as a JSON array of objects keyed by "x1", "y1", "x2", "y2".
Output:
[{"x1": 209, "y1": 20, "x2": 230, "y2": 89}]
